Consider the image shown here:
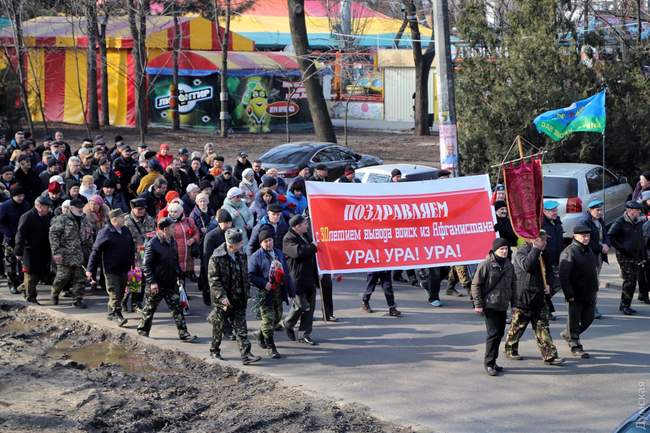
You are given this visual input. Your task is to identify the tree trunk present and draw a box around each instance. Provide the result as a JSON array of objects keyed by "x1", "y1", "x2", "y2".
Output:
[
  {"x1": 9, "y1": 0, "x2": 34, "y2": 135},
  {"x1": 86, "y1": 0, "x2": 100, "y2": 130},
  {"x1": 99, "y1": 16, "x2": 110, "y2": 126},
  {"x1": 406, "y1": 0, "x2": 435, "y2": 136},
  {"x1": 129, "y1": 0, "x2": 149, "y2": 143},
  {"x1": 288, "y1": 0, "x2": 337, "y2": 143},
  {"x1": 172, "y1": 0, "x2": 180, "y2": 130},
  {"x1": 220, "y1": 0, "x2": 231, "y2": 138}
]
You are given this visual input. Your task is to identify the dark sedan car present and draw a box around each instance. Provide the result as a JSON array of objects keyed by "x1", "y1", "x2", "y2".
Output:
[{"x1": 258, "y1": 142, "x2": 383, "y2": 181}]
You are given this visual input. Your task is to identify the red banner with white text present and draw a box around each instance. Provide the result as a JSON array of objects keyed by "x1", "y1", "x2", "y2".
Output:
[{"x1": 306, "y1": 175, "x2": 496, "y2": 274}]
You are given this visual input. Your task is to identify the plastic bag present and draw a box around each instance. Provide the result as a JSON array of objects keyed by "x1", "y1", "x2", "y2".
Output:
[{"x1": 179, "y1": 281, "x2": 190, "y2": 314}]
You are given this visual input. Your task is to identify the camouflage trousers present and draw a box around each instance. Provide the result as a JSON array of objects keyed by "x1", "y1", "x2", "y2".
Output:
[
  {"x1": 3, "y1": 244, "x2": 23, "y2": 289},
  {"x1": 208, "y1": 306, "x2": 251, "y2": 357},
  {"x1": 448, "y1": 265, "x2": 472, "y2": 292},
  {"x1": 137, "y1": 285, "x2": 188, "y2": 336},
  {"x1": 618, "y1": 257, "x2": 640, "y2": 308},
  {"x1": 52, "y1": 264, "x2": 85, "y2": 301},
  {"x1": 259, "y1": 290, "x2": 283, "y2": 339},
  {"x1": 504, "y1": 306, "x2": 559, "y2": 362}
]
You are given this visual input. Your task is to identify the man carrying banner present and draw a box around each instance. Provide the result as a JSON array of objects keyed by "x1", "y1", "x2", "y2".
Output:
[
  {"x1": 504, "y1": 231, "x2": 564, "y2": 365},
  {"x1": 541, "y1": 200, "x2": 564, "y2": 321},
  {"x1": 362, "y1": 270, "x2": 401, "y2": 317}
]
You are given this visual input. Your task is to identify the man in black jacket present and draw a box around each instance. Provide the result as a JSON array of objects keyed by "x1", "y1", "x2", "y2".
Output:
[
  {"x1": 137, "y1": 217, "x2": 197, "y2": 342},
  {"x1": 608, "y1": 201, "x2": 645, "y2": 315},
  {"x1": 14, "y1": 155, "x2": 41, "y2": 204},
  {"x1": 0, "y1": 185, "x2": 30, "y2": 293},
  {"x1": 559, "y1": 224, "x2": 599, "y2": 359},
  {"x1": 15, "y1": 196, "x2": 52, "y2": 304},
  {"x1": 87, "y1": 209, "x2": 135, "y2": 326},
  {"x1": 211, "y1": 166, "x2": 237, "y2": 210},
  {"x1": 282, "y1": 215, "x2": 319, "y2": 345},
  {"x1": 504, "y1": 231, "x2": 564, "y2": 365},
  {"x1": 233, "y1": 151, "x2": 252, "y2": 182},
  {"x1": 541, "y1": 200, "x2": 564, "y2": 320},
  {"x1": 580, "y1": 199, "x2": 610, "y2": 318}
]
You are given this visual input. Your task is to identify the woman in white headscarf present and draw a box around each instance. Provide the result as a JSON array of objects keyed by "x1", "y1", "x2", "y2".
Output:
[{"x1": 239, "y1": 168, "x2": 259, "y2": 206}]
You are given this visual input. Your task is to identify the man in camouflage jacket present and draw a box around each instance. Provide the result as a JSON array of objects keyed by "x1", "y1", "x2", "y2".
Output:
[
  {"x1": 123, "y1": 197, "x2": 155, "y2": 311},
  {"x1": 207, "y1": 228, "x2": 260, "y2": 365},
  {"x1": 49, "y1": 198, "x2": 94, "y2": 308}
]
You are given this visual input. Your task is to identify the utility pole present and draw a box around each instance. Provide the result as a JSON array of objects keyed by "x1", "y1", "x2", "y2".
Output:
[
  {"x1": 432, "y1": 0, "x2": 459, "y2": 176},
  {"x1": 637, "y1": 0, "x2": 642, "y2": 43}
]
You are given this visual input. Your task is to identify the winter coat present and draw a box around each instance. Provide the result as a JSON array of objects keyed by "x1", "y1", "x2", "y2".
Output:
[
  {"x1": 286, "y1": 191, "x2": 308, "y2": 216},
  {"x1": 249, "y1": 190, "x2": 278, "y2": 223},
  {"x1": 182, "y1": 193, "x2": 195, "y2": 216},
  {"x1": 164, "y1": 168, "x2": 189, "y2": 195},
  {"x1": 541, "y1": 216, "x2": 564, "y2": 269},
  {"x1": 14, "y1": 168, "x2": 41, "y2": 203},
  {"x1": 101, "y1": 191, "x2": 129, "y2": 213},
  {"x1": 208, "y1": 243, "x2": 250, "y2": 309},
  {"x1": 211, "y1": 174, "x2": 238, "y2": 210},
  {"x1": 79, "y1": 184, "x2": 98, "y2": 201},
  {"x1": 608, "y1": 213, "x2": 645, "y2": 259},
  {"x1": 113, "y1": 156, "x2": 137, "y2": 191},
  {"x1": 49, "y1": 212, "x2": 94, "y2": 266},
  {"x1": 221, "y1": 198, "x2": 254, "y2": 245},
  {"x1": 190, "y1": 206, "x2": 212, "y2": 239},
  {"x1": 143, "y1": 233, "x2": 181, "y2": 289},
  {"x1": 139, "y1": 188, "x2": 166, "y2": 219},
  {"x1": 87, "y1": 223, "x2": 135, "y2": 275},
  {"x1": 234, "y1": 159, "x2": 252, "y2": 182},
  {"x1": 155, "y1": 153, "x2": 173, "y2": 171},
  {"x1": 93, "y1": 167, "x2": 119, "y2": 191},
  {"x1": 124, "y1": 213, "x2": 156, "y2": 250},
  {"x1": 136, "y1": 171, "x2": 163, "y2": 195},
  {"x1": 559, "y1": 240, "x2": 599, "y2": 304},
  {"x1": 15, "y1": 208, "x2": 52, "y2": 275},
  {"x1": 282, "y1": 228, "x2": 318, "y2": 294},
  {"x1": 470, "y1": 252, "x2": 517, "y2": 311},
  {"x1": 247, "y1": 247, "x2": 295, "y2": 305},
  {"x1": 247, "y1": 215, "x2": 289, "y2": 256},
  {"x1": 0, "y1": 198, "x2": 30, "y2": 245},
  {"x1": 512, "y1": 242, "x2": 546, "y2": 310},
  {"x1": 239, "y1": 178, "x2": 259, "y2": 206},
  {"x1": 494, "y1": 216, "x2": 518, "y2": 247},
  {"x1": 580, "y1": 214, "x2": 611, "y2": 263},
  {"x1": 170, "y1": 216, "x2": 200, "y2": 273},
  {"x1": 200, "y1": 225, "x2": 227, "y2": 294}
]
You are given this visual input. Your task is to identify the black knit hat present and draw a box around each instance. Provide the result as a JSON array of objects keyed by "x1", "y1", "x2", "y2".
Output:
[
  {"x1": 258, "y1": 228, "x2": 274, "y2": 242},
  {"x1": 492, "y1": 238, "x2": 510, "y2": 251}
]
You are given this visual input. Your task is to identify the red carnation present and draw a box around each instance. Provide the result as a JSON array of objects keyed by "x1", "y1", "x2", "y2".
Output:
[
  {"x1": 114, "y1": 170, "x2": 122, "y2": 178},
  {"x1": 278, "y1": 194, "x2": 287, "y2": 203}
]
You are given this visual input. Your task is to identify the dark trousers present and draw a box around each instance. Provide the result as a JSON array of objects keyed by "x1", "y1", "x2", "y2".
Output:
[
  {"x1": 484, "y1": 308, "x2": 507, "y2": 367},
  {"x1": 319, "y1": 274, "x2": 334, "y2": 319},
  {"x1": 418, "y1": 267, "x2": 442, "y2": 302},
  {"x1": 618, "y1": 257, "x2": 640, "y2": 308},
  {"x1": 393, "y1": 269, "x2": 416, "y2": 282},
  {"x1": 566, "y1": 301, "x2": 595, "y2": 350},
  {"x1": 363, "y1": 271, "x2": 395, "y2": 307},
  {"x1": 637, "y1": 263, "x2": 650, "y2": 301},
  {"x1": 545, "y1": 265, "x2": 561, "y2": 313},
  {"x1": 3, "y1": 243, "x2": 22, "y2": 289},
  {"x1": 284, "y1": 287, "x2": 316, "y2": 337},
  {"x1": 23, "y1": 273, "x2": 47, "y2": 301}
]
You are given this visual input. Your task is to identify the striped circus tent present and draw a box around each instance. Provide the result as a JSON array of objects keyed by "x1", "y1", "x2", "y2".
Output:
[
  {"x1": 0, "y1": 15, "x2": 255, "y2": 127},
  {"x1": 146, "y1": 50, "x2": 300, "y2": 77},
  {"x1": 230, "y1": 0, "x2": 433, "y2": 49}
]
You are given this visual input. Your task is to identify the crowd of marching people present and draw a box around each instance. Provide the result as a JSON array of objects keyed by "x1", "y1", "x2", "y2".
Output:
[{"x1": 1, "y1": 129, "x2": 649, "y2": 371}]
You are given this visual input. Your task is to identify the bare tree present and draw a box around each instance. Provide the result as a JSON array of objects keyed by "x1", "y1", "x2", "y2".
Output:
[
  {"x1": 98, "y1": 9, "x2": 110, "y2": 126},
  {"x1": 86, "y1": 0, "x2": 100, "y2": 130},
  {"x1": 288, "y1": 0, "x2": 337, "y2": 143},
  {"x1": 0, "y1": 0, "x2": 34, "y2": 135},
  {"x1": 171, "y1": 0, "x2": 181, "y2": 130},
  {"x1": 405, "y1": 0, "x2": 436, "y2": 136}
]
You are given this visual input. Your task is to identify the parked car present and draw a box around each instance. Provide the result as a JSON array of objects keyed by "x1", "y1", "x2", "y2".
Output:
[
  {"x1": 542, "y1": 163, "x2": 631, "y2": 238},
  {"x1": 258, "y1": 142, "x2": 383, "y2": 181},
  {"x1": 347, "y1": 164, "x2": 443, "y2": 183},
  {"x1": 612, "y1": 405, "x2": 650, "y2": 433}
]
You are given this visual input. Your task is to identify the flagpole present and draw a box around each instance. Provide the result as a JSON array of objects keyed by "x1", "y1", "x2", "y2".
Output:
[{"x1": 602, "y1": 131, "x2": 606, "y2": 207}]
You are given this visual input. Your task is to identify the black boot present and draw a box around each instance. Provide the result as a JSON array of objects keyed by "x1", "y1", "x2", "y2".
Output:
[{"x1": 266, "y1": 336, "x2": 281, "y2": 359}]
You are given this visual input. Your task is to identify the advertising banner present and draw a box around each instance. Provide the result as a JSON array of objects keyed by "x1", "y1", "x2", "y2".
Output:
[
  {"x1": 148, "y1": 73, "x2": 311, "y2": 131},
  {"x1": 306, "y1": 175, "x2": 496, "y2": 274}
]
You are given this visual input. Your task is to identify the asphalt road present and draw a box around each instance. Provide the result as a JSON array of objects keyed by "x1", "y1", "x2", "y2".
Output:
[{"x1": 2, "y1": 257, "x2": 649, "y2": 433}]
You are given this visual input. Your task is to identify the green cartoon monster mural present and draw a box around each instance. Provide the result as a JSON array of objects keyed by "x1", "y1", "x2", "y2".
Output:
[{"x1": 234, "y1": 77, "x2": 271, "y2": 134}]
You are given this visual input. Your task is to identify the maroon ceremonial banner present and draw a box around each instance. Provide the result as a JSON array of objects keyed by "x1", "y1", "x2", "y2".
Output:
[{"x1": 502, "y1": 154, "x2": 544, "y2": 239}]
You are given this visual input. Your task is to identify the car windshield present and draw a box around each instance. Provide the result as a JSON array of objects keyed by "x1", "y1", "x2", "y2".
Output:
[
  {"x1": 543, "y1": 176, "x2": 578, "y2": 198},
  {"x1": 260, "y1": 146, "x2": 308, "y2": 164}
]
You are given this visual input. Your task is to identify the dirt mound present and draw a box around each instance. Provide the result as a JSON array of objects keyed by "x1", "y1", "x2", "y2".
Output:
[{"x1": 0, "y1": 302, "x2": 416, "y2": 433}]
